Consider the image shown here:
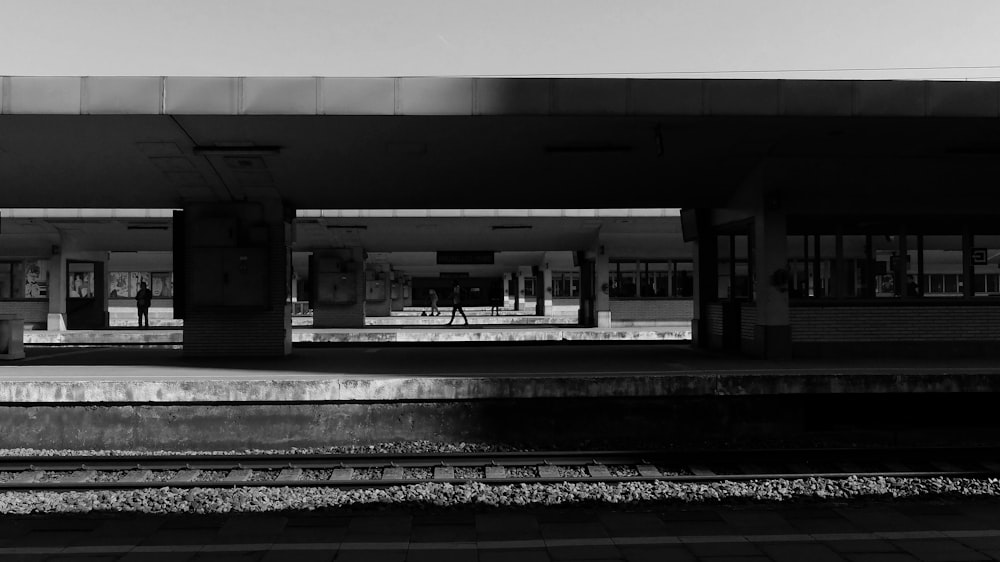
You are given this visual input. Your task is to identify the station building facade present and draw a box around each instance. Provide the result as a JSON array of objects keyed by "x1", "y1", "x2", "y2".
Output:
[{"x1": 3, "y1": 76, "x2": 1000, "y2": 357}]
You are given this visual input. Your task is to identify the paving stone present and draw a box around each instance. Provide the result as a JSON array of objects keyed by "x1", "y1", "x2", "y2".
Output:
[
  {"x1": 410, "y1": 525, "x2": 476, "y2": 543},
  {"x1": 540, "y1": 523, "x2": 609, "y2": 540},
  {"x1": 844, "y1": 554, "x2": 921, "y2": 562},
  {"x1": 682, "y1": 538, "x2": 762, "y2": 558},
  {"x1": 478, "y1": 549, "x2": 551, "y2": 562},
  {"x1": 719, "y1": 510, "x2": 797, "y2": 534},
  {"x1": 546, "y1": 544, "x2": 621, "y2": 560},
  {"x1": 758, "y1": 542, "x2": 848, "y2": 562},
  {"x1": 598, "y1": 513, "x2": 668, "y2": 537},
  {"x1": 619, "y1": 546, "x2": 696, "y2": 562},
  {"x1": 823, "y1": 539, "x2": 900, "y2": 553},
  {"x1": 404, "y1": 549, "x2": 476, "y2": 562},
  {"x1": 893, "y1": 538, "x2": 991, "y2": 561}
]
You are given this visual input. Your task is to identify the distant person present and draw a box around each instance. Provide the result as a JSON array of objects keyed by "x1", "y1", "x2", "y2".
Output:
[
  {"x1": 0, "y1": 320, "x2": 10, "y2": 355},
  {"x1": 489, "y1": 290, "x2": 502, "y2": 316},
  {"x1": 428, "y1": 289, "x2": 440, "y2": 316},
  {"x1": 136, "y1": 280, "x2": 152, "y2": 329},
  {"x1": 907, "y1": 276, "x2": 921, "y2": 298},
  {"x1": 446, "y1": 281, "x2": 468, "y2": 326}
]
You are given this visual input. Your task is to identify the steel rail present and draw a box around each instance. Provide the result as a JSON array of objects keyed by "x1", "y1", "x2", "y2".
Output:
[{"x1": 0, "y1": 447, "x2": 998, "y2": 490}]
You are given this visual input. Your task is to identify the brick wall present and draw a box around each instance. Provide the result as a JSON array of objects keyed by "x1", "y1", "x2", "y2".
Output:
[
  {"x1": 791, "y1": 305, "x2": 1000, "y2": 342},
  {"x1": 610, "y1": 299, "x2": 693, "y2": 321},
  {"x1": 183, "y1": 215, "x2": 291, "y2": 357},
  {"x1": 741, "y1": 304, "x2": 757, "y2": 340},
  {"x1": 0, "y1": 301, "x2": 48, "y2": 327}
]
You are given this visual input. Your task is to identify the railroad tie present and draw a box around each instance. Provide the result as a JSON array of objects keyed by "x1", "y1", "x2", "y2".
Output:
[
  {"x1": 433, "y1": 467, "x2": 455, "y2": 480},
  {"x1": 637, "y1": 464, "x2": 661, "y2": 478},
  {"x1": 737, "y1": 463, "x2": 769, "y2": 475},
  {"x1": 785, "y1": 463, "x2": 815, "y2": 475},
  {"x1": 485, "y1": 466, "x2": 507, "y2": 479},
  {"x1": 586, "y1": 465, "x2": 611, "y2": 478},
  {"x1": 170, "y1": 470, "x2": 202, "y2": 483},
  {"x1": 980, "y1": 461, "x2": 1000, "y2": 473},
  {"x1": 382, "y1": 467, "x2": 404, "y2": 481},
  {"x1": 120, "y1": 470, "x2": 152, "y2": 483},
  {"x1": 223, "y1": 469, "x2": 253, "y2": 482},
  {"x1": 882, "y1": 461, "x2": 916, "y2": 473},
  {"x1": 688, "y1": 465, "x2": 716, "y2": 476},
  {"x1": 537, "y1": 465, "x2": 560, "y2": 479},
  {"x1": 60, "y1": 470, "x2": 97, "y2": 483},
  {"x1": 276, "y1": 468, "x2": 303, "y2": 482},
  {"x1": 330, "y1": 468, "x2": 354, "y2": 481},
  {"x1": 10, "y1": 471, "x2": 43, "y2": 484},
  {"x1": 928, "y1": 461, "x2": 965, "y2": 472}
]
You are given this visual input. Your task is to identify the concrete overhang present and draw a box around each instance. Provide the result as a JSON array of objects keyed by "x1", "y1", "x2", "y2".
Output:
[
  {"x1": 2, "y1": 77, "x2": 1000, "y2": 212},
  {"x1": 1, "y1": 76, "x2": 998, "y2": 117}
]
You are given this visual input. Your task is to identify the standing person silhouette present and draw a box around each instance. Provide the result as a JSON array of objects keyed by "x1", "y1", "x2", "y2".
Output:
[
  {"x1": 446, "y1": 281, "x2": 468, "y2": 326},
  {"x1": 136, "y1": 280, "x2": 152, "y2": 329},
  {"x1": 428, "y1": 288, "x2": 440, "y2": 316}
]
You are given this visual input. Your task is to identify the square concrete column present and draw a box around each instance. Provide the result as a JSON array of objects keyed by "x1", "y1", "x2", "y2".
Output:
[
  {"x1": 515, "y1": 273, "x2": 525, "y2": 311},
  {"x1": 595, "y1": 247, "x2": 612, "y2": 327},
  {"x1": 180, "y1": 201, "x2": 292, "y2": 357},
  {"x1": 503, "y1": 273, "x2": 513, "y2": 309},
  {"x1": 535, "y1": 267, "x2": 553, "y2": 316},
  {"x1": 753, "y1": 202, "x2": 791, "y2": 358},
  {"x1": 390, "y1": 271, "x2": 404, "y2": 312},
  {"x1": 691, "y1": 211, "x2": 717, "y2": 349},
  {"x1": 46, "y1": 252, "x2": 67, "y2": 331},
  {"x1": 312, "y1": 247, "x2": 365, "y2": 328},
  {"x1": 365, "y1": 263, "x2": 392, "y2": 317}
]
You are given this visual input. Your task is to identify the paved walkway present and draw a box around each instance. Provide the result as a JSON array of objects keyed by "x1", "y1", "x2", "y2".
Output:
[{"x1": 3, "y1": 500, "x2": 1000, "y2": 561}]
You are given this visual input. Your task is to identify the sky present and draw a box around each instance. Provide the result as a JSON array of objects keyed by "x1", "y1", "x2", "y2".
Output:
[{"x1": 3, "y1": 0, "x2": 1000, "y2": 79}]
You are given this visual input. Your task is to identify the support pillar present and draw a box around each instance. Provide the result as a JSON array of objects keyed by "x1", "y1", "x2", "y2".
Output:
[
  {"x1": 595, "y1": 245, "x2": 611, "y2": 327},
  {"x1": 753, "y1": 199, "x2": 791, "y2": 359},
  {"x1": 691, "y1": 211, "x2": 717, "y2": 350},
  {"x1": 365, "y1": 263, "x2": 391, "y2": 317},
  {"x1": 311, "y1": 247, "x2": 365, "y2": 328},
  {"x1": 503, "y1": 273, "x2": 513, "y2": 309},
  {"x1": 46, "y1": 250, "x2": 66, "y2": 331},
  {"x1": 180, "y1": 201, "x2": 292, "y2": 357},
  {"x1": 516, "y1": 273, "x2": 525, "y2": 311},
  {"x1": 535, "y1": 266, "x2": 552, "y2": 316}
]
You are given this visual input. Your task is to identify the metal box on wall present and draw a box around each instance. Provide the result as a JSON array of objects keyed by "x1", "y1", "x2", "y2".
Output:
[
  {"x1": 189, "y1": 247, "x2": 269, "y2": 308},
  {"x1": 366, "y1": 270, "x2": 386, "y2": 301}
]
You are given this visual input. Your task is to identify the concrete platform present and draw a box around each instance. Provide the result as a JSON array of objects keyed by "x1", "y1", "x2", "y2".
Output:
[
  {"x1": 21, "y1": 324, "x2": 692, "y2": 346},
  {"x1": 3, "y1": 345, "x2": 1000, "y2": 450},
  {"x1": 4, "y1": 344, "x2": 1000, "y2": 403}
]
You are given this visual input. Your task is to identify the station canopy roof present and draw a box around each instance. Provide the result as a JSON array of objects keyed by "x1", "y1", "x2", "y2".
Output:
[{"x1": 1, "y1": 76, "x2": 1000, "y2": 212}]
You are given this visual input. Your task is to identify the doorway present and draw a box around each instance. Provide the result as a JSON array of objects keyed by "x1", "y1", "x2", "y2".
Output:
[{"x1": 66, "y1": 261, "x2": 105, "y2": 329}]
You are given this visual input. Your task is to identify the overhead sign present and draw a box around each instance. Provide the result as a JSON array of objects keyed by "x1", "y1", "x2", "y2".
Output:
[{"x1": 436, "y1": 251, "x2": 494, "y2": 265}]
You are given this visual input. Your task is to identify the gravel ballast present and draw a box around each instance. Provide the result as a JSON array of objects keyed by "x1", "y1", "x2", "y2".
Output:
[{"x1": 3, "y1": 476, "x2": 1000, "y2": 515}]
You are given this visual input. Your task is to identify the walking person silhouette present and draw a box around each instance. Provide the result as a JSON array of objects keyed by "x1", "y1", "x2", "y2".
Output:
[{"x1": 446, "y1": 281, "x2": 469, "y2": 326}]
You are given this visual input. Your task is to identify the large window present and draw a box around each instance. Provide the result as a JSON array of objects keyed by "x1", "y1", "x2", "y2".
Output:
[
  {"x1": 109, "y1": 272, "x2": 173, "y2": 299},
  {"x1": 553, "y1": 271, "x2": 579, "y2": 298},
  {"x1": 610, "y1": 259, "x2": 693, "y2": 299},
  {"x1": 2, "y1": 260, "x2": 48, "y2": 300},
  {"x1": 523, "y1": 277, "x2": 536, "y2": 297},
  {"x1": 786, "y1": 227, "x2": 1000, "y2": 301},
  {"x1": 716, "y1": 234, "x2": 752, "y2": 301}
]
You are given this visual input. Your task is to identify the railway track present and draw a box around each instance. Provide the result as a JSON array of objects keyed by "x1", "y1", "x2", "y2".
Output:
[{"x1": 2, "y1": 447, "x2": 999, "y2": 490}]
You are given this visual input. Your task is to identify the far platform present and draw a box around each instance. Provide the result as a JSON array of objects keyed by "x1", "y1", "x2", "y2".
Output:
[{"x1": 2, "y1": 343, "x2": 1000, "y2": 404}]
